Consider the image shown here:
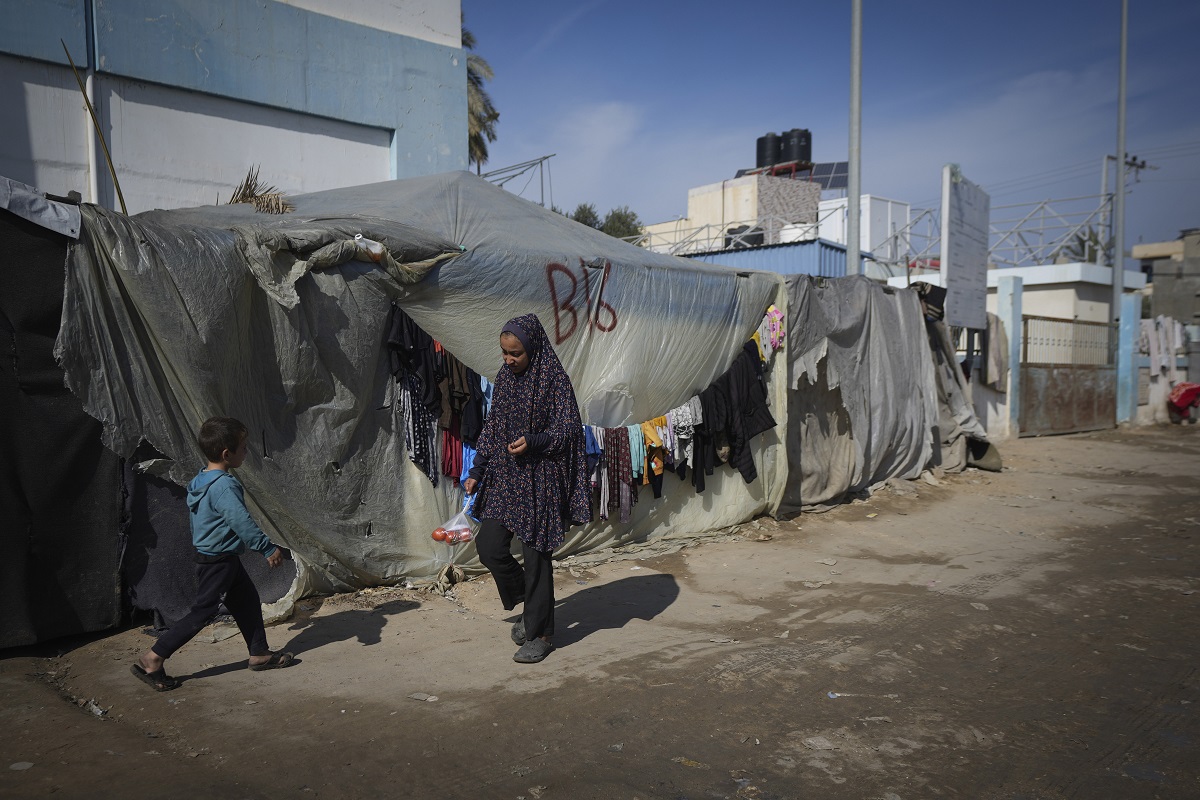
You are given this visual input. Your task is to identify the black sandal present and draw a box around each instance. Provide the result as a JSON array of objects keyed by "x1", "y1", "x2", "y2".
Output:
[
  {"x1": 130, "y1": 662, "x2": 180, "y2": 692},
  {"x1": 248, "y1": 651, "x2": 295, "y2": 671}
]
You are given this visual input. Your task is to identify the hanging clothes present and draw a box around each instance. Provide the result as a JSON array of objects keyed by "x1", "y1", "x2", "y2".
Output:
[
  {"x1": 460, "y1": 367, "x2": 486, "y2": 445},
  {"x1": 437, "y1": 350, "x2": 472, "y2": 430},
  {"x1": 750, "y1": 331, "x2": 766, "y2": 363},
  {"x1": 627, "y1": 425, "x2": 645, "y2": 481},
  {"x1": 604, "y1": 426, "x2": 636, "y2": 523},
  {"x1": 641, "y1": 418, "x2": 667, "y2": 499},
  {"x1": 401, "y1": 372, "x2": 439, "y2": 486},
  {"x1": 584, "y1": 425, "x2": 601, "y2": 483},
  {"x1": 460, "y1": 442, "x2": 477, "y2": 485},
  {"x1": 722, "y1": 342, "x2": 777, "y2": 483},
  {"x1": 385, "y1": 303, "x2": 441, "y2": 412},
  {"x1": 668, "y1": 401, "x2": 696, "y2": 481},
  {"x1": 593, "y1": 426, "x2": 610, "y2": 520},
  {"x1": 757, "y1": 304, "x2": 785, "y2": 361},
  {"x1": 692, "y1": 385, "x2": 722, "y2": 494},
  {"x1": 441, "y1": 415, "x2": 463, "y2": 484}
]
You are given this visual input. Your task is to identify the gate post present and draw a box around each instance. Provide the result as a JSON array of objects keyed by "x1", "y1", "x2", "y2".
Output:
[
  {"x1": 996, "y1": 275, "x2": 1023, "y2": 438},
  {"x1": 1116, "y1": 293, "x2": 1139, "y2": 424}
]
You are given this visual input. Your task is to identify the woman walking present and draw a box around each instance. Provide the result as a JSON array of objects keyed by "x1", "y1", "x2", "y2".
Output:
[{"x1": 463, "y1": 314, "x2": 592, "y2": 663}]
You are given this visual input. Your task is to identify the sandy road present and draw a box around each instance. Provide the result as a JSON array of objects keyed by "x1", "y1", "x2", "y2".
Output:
[{"x1": 2, "y1": 425, "x2": 1198, "y2": 799}]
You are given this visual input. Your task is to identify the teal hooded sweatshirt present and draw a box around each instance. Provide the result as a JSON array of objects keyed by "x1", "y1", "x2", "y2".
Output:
[{"x1": 187, "y1": 469, "x2": 277, "y2": 558}]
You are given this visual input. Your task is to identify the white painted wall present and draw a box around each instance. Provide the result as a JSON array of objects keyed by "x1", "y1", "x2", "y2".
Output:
[
  {"x1": 3, "y1": 55, "x2": 391, "y2": 212},
  {"x1": 0, "y1": 58, "x2": 90, "y2": 197},
  {"x1": 273, "y1": 0, "x2": 460, "y2": 47},
  {"x1": 687, "y1": 176, "x2": 759, "y2": 230},
  {"x1": 819, "y1": 195, "x2": 910, "y2": 255},
  {"x1": 105, "y1": 78, "x2": 391, "y2": 213},
  {"x1": 888, "y1": 264, "x2": 1147, "y2": 324}
]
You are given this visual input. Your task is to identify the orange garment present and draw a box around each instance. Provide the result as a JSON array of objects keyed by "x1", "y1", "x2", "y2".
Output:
[
  {"x1": 750, "y1": 331, "x2": 765, "y2": 362},
  {"x1": 641, "y1": 418, "x2": 667, "y2": 484}
]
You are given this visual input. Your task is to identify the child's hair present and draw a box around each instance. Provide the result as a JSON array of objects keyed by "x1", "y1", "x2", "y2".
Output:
[{"x1": 197, "y1": 417, "x2": 247, "y2": 462}]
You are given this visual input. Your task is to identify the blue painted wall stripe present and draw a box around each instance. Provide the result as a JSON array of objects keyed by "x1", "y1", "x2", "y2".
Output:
[
  {"x1": 0, "y1": 0, "x2": 88, "y2": 65},
  {"x1": 1, "y1": 0, "x2": 468, "y2": 174},
  {"x1": 92, "y1": 0, "x2": 463, "y2": 133}
]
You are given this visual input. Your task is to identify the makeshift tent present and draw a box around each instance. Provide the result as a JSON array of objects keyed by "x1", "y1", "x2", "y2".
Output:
[
  {"x1": 0, "y1": 179, "x2": 294, "y2": 648},
  {"x1": 56, "y1": 171, "x2": 788, "y2": 613},
  {"x1": 779, "y1": 275, "x2": 939, "y2": 513},
  {"x1": 0, "y1": 184, "x2": 123, "y2": 647},
  {"x1": 4, "y1": 169, "x2": 994, "y2": 646}
]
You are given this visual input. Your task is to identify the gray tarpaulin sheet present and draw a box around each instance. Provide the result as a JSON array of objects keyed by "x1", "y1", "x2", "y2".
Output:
[
  {"x1": 927, "y1": 317, "x2": 990, "y2": 472},
  {"x1": 56, "y1": 172, "x2": 786, "y2": 608},
  {"x1": 780, "y1": 275, "x2": 939, "y2": 513}
]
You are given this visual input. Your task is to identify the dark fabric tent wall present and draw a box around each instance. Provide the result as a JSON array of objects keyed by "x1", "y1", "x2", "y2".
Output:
[
  {"x1": 0, "y1": 207, "x2": 293, "y2": 649},
  {"x1": 0, "y1": 208, "x2": 123, "y2": 647}
]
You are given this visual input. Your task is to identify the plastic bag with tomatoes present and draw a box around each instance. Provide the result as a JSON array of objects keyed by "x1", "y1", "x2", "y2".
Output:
[{"x1": 430, "y1": 507, "x2": 477, "y2": 546}]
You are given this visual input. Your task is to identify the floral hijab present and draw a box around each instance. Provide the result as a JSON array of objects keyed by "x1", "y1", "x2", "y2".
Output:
[{"x1": 474, "y1": 314, "x2": 592, "y2": 551}]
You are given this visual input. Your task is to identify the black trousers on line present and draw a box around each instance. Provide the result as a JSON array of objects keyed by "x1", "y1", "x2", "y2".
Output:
[
  {"x1": 475, "y1": 518, "x2": 555, "y2": 639},
  {"x1": 152, "y1": 554, "x2": 269, "y2": 660}
]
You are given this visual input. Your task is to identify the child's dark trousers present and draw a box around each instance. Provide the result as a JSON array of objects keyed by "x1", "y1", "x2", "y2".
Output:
[{"x1": 151, "y1": 553, "x2": 269, "y2": 659}]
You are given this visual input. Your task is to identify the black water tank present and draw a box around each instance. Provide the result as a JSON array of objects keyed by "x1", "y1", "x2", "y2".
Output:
[
  {"x1": 756, "y1": 133, "x2": 780, "y2": 168},
  {"x1": 779, "y1": 128, "x2": 812, "y2": 164}
]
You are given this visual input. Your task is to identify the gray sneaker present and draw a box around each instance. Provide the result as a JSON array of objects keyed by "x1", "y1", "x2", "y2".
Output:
[
  {"x1": 513, "y1": 638, "x2": 554, "y2": 663},
  {"x1": 511, "y1": 620, "x2": 526, "y2": 646}
]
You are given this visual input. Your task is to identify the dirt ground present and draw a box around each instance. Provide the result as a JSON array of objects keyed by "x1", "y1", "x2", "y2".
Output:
[{"x1": 2, "y1": 426, "x2": 1198, "y2": 800}]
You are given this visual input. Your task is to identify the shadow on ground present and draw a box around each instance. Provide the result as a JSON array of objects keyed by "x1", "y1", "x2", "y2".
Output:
[{"x1": 528, "y1": 573, "x2": 680, "y2": 648}]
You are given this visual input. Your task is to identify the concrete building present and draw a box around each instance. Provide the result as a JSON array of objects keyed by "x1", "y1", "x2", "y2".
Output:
[
  {"x1": 642, "y1": 174, "x2": 820, "y2": 255},
  {"x1": 887, "y1": 263, "x2": 1146, "y2": 324},
  {"x1": 1134, "y1": 229, "x2": 1200, "y2": 327},
  {"x1": 0, "y1": 0, "x2": 466, "y2": 213},
  {"x1": 1133, "y1": 229, "x2": 1200, "y2": 383},
  {"x1": 809, "y1": 195, "x2": 910, "y2": 260}
]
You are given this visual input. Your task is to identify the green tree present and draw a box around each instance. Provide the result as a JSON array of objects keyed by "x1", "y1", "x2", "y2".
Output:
[
  {"x1": 570, "y1": 203, "x2": 601, "y2": 229},
  {"x1": 601, "y1": 205, "x2": 643, "y2": 240},
  {"x1": 463, "y1": 15, "x2": 499, "y2": 174}
]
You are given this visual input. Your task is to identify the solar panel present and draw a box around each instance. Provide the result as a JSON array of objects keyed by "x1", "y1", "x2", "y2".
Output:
[{"x1": 809, "y1": 162, "x2": 849, "y2": 190}]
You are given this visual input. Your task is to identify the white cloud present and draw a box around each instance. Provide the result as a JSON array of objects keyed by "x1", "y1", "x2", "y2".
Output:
[{"x1": 864, "y1": 64, "x2": 1119, "y2": 208}]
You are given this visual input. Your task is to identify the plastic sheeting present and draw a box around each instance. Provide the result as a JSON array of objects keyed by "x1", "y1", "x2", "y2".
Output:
[
  {"x1": 56, "y1": 172, "x2": 785, "y2": 603},
  {"x1": 780, "y1": 275, "x2": 939, "y2": 513},
  {"x1": 926, "y1": 317, "x2": 990, "y2": 472}
]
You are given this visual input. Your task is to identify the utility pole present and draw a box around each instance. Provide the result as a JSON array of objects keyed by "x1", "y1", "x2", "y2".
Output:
[
  {"x1": 1111, "y1": 0, "x2": 1128, "y2": 323},
  {"x1": 1100, "y1": 154, "x2": 1116, "y2": 265},
  {"x1": 847, "y1": 0, "x2": 862, "y2": 276}
]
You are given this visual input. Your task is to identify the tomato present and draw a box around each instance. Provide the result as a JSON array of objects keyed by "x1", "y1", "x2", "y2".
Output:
[{"x1": 431, "y1": 529, "x2": 447, "y2": 542}]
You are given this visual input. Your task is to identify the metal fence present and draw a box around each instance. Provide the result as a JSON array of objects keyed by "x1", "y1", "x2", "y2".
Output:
[{"x1": 1021, "y1": 315, "x2": 1116, "y2": 366}]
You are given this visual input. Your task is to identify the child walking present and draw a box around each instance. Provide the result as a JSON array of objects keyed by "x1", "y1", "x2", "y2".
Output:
[{"x1": 131, "y1": 417, "x2": 294, "y2": 691}]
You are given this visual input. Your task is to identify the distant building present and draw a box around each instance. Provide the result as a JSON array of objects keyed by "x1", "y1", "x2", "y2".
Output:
[
  {"x1": 0, "y1": 0, "x2": 466, "y2": 212},
  {"x1": 642, "y1": 173, "x2": 820, "y2": 255},
  {"x1": 886, "y1": 263, "x2": 1147, "y2": 324},
  {"x1": 1134, "y1": 229, "x2": 1200, "y2": 327}
]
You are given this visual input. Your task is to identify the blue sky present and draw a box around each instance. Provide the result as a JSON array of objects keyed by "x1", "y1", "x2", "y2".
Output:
[{"x1": 461, "y1": 0, "x2": 1200, "y2": 256}]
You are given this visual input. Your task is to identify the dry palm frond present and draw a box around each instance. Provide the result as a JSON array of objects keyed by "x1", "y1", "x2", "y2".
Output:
[{"x1": 227, "y1": 166, "x2": 294, "y2": 214}]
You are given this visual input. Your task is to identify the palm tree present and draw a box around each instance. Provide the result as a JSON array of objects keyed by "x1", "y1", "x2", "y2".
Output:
[{"x1": 463, "y1": 16, "x2": 499, "y2": 174}]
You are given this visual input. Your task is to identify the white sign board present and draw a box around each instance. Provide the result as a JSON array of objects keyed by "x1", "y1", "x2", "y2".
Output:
[{"x1": 939, "y1": 164, "x2": 990, "y2": 330}]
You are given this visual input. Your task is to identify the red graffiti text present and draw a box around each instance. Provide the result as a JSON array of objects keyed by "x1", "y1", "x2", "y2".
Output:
[{"x1": 546, "y1": 259, "x2": 618, "y2": 345}]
